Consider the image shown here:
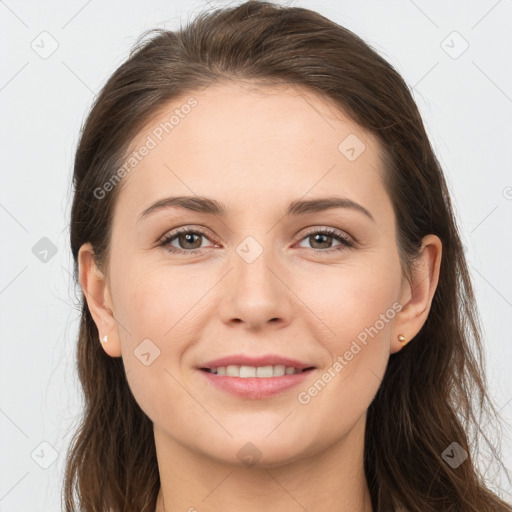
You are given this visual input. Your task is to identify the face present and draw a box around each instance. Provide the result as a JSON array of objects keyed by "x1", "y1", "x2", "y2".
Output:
[{"x1": 84, "y1": 81, "x2": 415, "y2": 468}]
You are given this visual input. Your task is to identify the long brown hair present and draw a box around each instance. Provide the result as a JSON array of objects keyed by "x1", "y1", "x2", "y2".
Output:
[{"x1": 65, "y1": 1, "x2": 512, "y2": 510}]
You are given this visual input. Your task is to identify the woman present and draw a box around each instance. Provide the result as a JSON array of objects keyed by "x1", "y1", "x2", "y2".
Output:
[{"x1": 64, "y1": 1, "x2": 511, "y2": 511}]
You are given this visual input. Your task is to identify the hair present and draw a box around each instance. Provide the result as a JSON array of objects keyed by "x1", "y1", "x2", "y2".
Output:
[{"x1": 65, "y1": 1, "x2": 512, "y2": 511}]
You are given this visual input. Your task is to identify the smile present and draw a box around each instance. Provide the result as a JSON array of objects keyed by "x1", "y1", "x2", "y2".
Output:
[{"x1": 197, "y1": 366, "x2": 316, "y2": 399}]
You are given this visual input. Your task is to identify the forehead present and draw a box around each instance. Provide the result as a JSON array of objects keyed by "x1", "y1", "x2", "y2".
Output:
[{"x1": 114, "y1": 81, "x2": 389, "y2": 223}]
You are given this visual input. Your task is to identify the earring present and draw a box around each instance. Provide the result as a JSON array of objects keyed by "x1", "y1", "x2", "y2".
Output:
[
  {"x1": 101, "y1": 335, "x2": 108, "y2": 344},
  {"x1": 398, "y1": 334, "x2": 407, "y2": 345}
]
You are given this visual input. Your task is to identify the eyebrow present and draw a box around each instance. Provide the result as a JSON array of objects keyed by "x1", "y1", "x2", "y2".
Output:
[{"x1": 138, "y1": 195, "x2": 375, "y2": 222}]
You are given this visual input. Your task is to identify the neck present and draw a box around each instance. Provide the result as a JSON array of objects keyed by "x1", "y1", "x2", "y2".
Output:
[{"x1": 154, "y1": 413, "x2": 373, "y2": 512}]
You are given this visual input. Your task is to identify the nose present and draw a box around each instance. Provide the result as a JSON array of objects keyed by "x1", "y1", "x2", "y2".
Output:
[{"x1": 218, "y1": 247, "x2": 294, "y2": 331}]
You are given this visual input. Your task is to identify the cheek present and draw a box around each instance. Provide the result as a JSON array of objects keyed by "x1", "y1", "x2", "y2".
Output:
[
  {"x1": 112, "y1": 262, "x2": 210, "y2": 397},
  {"x1": 114, "y1": 266, "x2": 193, "y2": 425},
  {"x1": 114, "y1": 260, "x2": 202, "y2": 346},
  {"x1": 296, "y1": 255, "x2": 401, "y2": 345},
  {"x1": 292, "y1": 282, "x2": 396, "y2": 444},
  {"x1": 292, "y1": 257, "x2": 400, "y2": 407}
]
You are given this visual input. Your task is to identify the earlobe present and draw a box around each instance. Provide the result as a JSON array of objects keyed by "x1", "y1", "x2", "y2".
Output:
[
  {"x1": 78, "y1": 243, "x2": 122, "y2": 358},
  {"x1": 391, "y1": 234, "x2": 442, "y2": 354}
]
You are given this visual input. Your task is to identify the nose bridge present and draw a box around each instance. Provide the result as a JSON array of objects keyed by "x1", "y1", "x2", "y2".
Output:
[
  {"x1": 233, "y1": 233, "x2": 280, "y2": 297},
  {"x1": 221, "y1": 231, "x2": 292, "y2": 328}
]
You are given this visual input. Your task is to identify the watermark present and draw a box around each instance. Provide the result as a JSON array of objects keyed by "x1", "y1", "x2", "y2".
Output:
[
  {"x1": 441, "y1": 441, "x2": 468, "y2": 468},
  {"x1": 134, "y1": 338, "x2": 161, "y2": 366},
  {"x1": 32, "y1": 236, "x2": 58, "y2": 263},
  {"x1": 503, "y1": 186, "x2": 512, "y2": 200},
  {"x1": 93, "y1": 96, "x2": 198, "y2": 200},
  {"x1": 31, "y1": 441, "x2": 59, "y2": 469},
  {"x1": 31, "y1": 31, "x2": 59, "y2": 59},
  {"x1": 440, "y1": 31, "x2": 469, "y2": 60},
  {"x1": 338, "y1": 133, "x2": 366, "y2": 161},
  {"x1": 236, "y1": 235, "x2": 264, "y2": 264},
  {"x1": 297, "y1": 301, "x2": 402, "y2": 405},
  {"x1": 237, "y1": 441, "x2": 263, "y2": 467}
]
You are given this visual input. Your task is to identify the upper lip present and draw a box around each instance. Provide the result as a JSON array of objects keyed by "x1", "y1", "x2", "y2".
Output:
[{"x1": 198, "y1": 354, "x2": 315, "y2": 370}]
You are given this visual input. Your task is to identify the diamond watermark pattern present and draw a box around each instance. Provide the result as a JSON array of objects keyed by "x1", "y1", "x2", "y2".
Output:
[
  {"x1": 134, "y1": 338, "x2": 161, "y2": 366},
  {"x1": 236, "y1": 236, "x2": 263, "y2": 264},
  {"x1": 338, "y1": 134, "x2": 366, "y2": 161},
  {"x1": 441, "y1": 442, "x2": 468, "y2": 468},
  {"x1": 237, "y1": 442, "x2": 262, "y2": 467},
  {"x1": 31, "y1": 237, "x2": 58, "y2": 263},
  {"x1": 441, "y1": 31, "x2": 469, "y2": 59},
  {"x1": 30, "y1": 441, "x2": 59, "y2": 469},
  {"x1": 30, "y1": 31, "x2": 59, "y2": 59}
]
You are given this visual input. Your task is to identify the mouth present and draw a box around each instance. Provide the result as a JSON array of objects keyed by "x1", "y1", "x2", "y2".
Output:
[
  {"x1": 199, "y1": 365, "x2": 316, "y2": 378},
  {"x1": 196, "y1": 364, "x2": 317, "y2": 399}
]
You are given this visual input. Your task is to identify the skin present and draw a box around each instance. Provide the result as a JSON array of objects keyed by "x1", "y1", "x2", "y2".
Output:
[{"x1": 79, "y1": 80, "x2": 441, "y2": 512}]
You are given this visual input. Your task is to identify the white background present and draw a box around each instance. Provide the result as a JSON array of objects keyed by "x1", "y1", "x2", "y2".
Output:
[{"x1": 1, "y1": 0, "x2": 511, "y2": 510}]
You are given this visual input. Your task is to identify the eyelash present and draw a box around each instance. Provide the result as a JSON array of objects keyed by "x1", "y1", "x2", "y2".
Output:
[{"x1": 159, "y1": 227, "x2": 355, "y2": 255}]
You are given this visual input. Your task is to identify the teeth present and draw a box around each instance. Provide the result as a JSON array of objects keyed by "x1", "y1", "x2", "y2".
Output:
[{"x1": 207, "y1": 364, "x2": 305, "y2": 378}]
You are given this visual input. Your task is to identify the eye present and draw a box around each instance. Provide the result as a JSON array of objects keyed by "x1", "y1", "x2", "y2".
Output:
[
  {"x1": 295, "y1": 227, "x2": 354, "y2": 253},
  {"x1": 159, "y1": 226, "x2": 355, "y2": 255},
  {"x1": 159, "y1": 227, "x2": 216, "y2": 254}
]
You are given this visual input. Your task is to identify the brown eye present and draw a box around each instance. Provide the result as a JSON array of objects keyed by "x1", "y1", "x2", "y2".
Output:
[
  {"x1": 176, "y1": 232, "x2": 203, "y2": 250},
  {"x1": 296, "y1": 228, "x2": 354, "y2": 252},
  {"x1": 308, "y1": 233, "x2": 333, "y2": 249},
  {"x1": 160, "y1": 228, "x2": 214, "y2": 254}
]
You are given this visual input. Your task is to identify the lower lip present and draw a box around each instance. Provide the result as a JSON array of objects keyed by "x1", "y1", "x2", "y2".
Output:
[{"x1": 197, "y1": 368, "x2": 315, "y2": 399}]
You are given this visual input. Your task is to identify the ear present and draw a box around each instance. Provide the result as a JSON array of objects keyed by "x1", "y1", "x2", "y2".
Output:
[
  {"x1": 390, "y1": 234, "x2": 442, "y2": 354},
  {"x1": 78, "y1": 242, "x2": 122, "y2": 358}
]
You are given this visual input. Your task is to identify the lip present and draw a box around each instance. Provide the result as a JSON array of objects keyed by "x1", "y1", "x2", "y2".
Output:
[
  {"x1": 199, "y1": 354, "x2": 314, "y2": 371},
  {"x1": 197, "y1": 367, "x2": 315, "y2": 399},
  {"x1": 196, "y1": 354, "x2": 316, "y2": 400}
]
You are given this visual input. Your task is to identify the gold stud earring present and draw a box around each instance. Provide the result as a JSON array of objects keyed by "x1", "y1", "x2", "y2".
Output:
[
  {"x1": 398, "y1": 334, "x2": 407, "y2": 345},
  {"x1": 101, "y1": 335, "x2": 108, "y2": 344}
]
